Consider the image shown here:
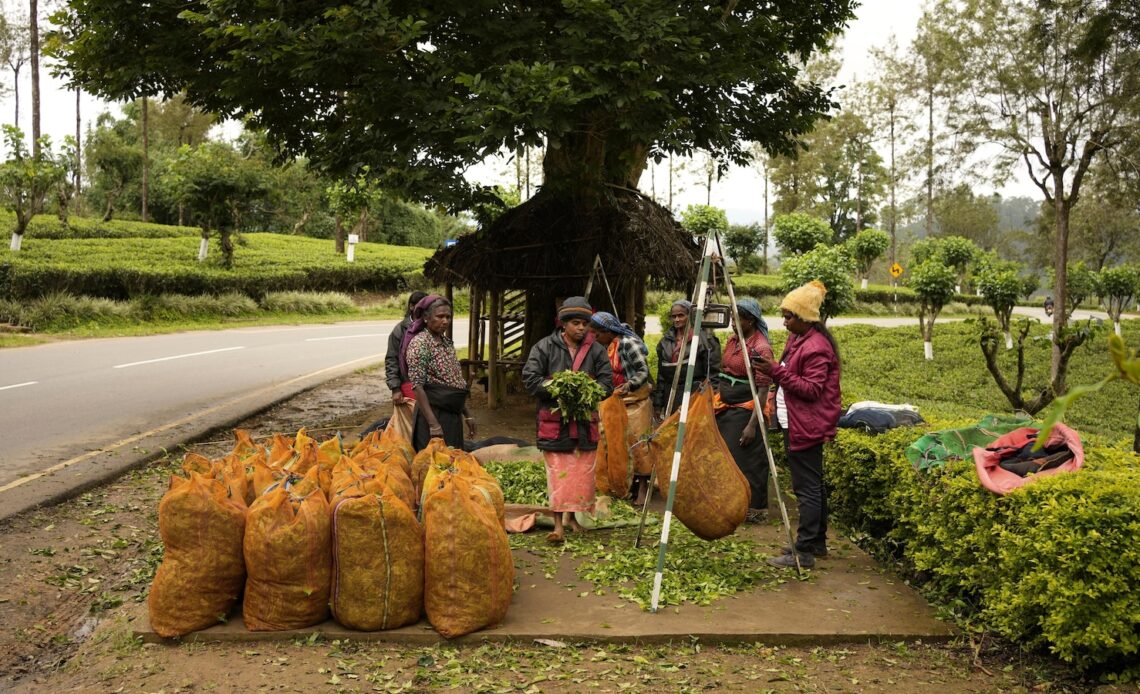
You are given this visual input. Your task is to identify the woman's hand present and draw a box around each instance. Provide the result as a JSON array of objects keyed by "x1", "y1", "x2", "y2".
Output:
[
  {"x1": 751, "y1": 354, "x2": 775, "y2": 376},
  {"x1": 391, "y1": 391, "x2": 405, "y2": 405},
  {"x1": 428, "y1": 424, "x2": 444, "y2": 439},
  {"x1": 740, "y1": 422, "x2": 757, "y2": 447},
  {"x1": 615, "y1": 383, "x2": 631, "y2": 396},
  {"x1": 465, "y1": 416, "x2": 477, "y2": 439}
]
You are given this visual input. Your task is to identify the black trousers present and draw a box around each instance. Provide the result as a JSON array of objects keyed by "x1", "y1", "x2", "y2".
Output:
[{"x1": 787, "y1": 443, "x2": 827, "y2": 553}]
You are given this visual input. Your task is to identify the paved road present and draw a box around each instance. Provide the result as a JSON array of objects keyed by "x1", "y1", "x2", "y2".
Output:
[{"x1": 0, "y1": 319, "x2": 468, "y2": 519}]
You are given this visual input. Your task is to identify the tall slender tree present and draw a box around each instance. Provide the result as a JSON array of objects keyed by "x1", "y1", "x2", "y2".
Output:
[
  {"x1": 29, "y1": 0, "x2": 40, "y2": 156},
  {"x1": 948, "y1": 0, "x2": 1140, "y2": 396}
]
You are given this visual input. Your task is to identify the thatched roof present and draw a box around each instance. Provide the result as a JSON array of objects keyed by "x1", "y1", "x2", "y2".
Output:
[{"x1": 425, "y1": 187, "x2": 699, "y2": 293}]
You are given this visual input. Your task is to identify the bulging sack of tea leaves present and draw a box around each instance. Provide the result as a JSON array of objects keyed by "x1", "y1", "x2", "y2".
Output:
[
  {"x1": 148, "y1": 472, "x2": 246, "y2": 638},
  {"x1": 330, "y1": 489, "x2": 424, "y2": 631},
  {"x1": 243, "y1": 469, "x2": 332, "y2": 631},
  {"x1": 649, "y1": 388, "x2": 749, "y2": 540},
  {"x1": 423, "y1": 473, "x2": 513, "y2": 638},
  {"x1": 595, "y1": 393, "x2": 631, "y2": 498},
  {"x1": 419, "y1": 447, "x2": 505, "y2": 524}
]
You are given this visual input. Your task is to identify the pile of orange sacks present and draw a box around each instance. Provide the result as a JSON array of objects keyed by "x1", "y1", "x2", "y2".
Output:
[{"x1": 148, "y1": 426, "x2": 512, "y2": 639}]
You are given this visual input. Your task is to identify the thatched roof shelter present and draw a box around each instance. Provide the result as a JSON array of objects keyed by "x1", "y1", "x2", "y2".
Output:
[
  {"x1": 425, "y1": 187, "x2": 699, "y2": 295},
  {"x1": 424, "y1": 186, "x2": 700, "y2": 408}
]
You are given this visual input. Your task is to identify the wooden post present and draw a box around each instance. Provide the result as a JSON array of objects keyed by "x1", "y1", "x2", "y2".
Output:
[
  {"x1": 488, "y1": 289, "x2": 503, "y2": 408},
  {"x1": 465, "y1": 285, "x2": 480, "y2": 383},
  {"x1": 445, "y1": 283, "x2": 455, "y2": 343}
]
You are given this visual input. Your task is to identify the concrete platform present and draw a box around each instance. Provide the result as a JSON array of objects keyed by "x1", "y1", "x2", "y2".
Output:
[{"x1": 136, "y1": 520, "x2": 954, "y2": 646}]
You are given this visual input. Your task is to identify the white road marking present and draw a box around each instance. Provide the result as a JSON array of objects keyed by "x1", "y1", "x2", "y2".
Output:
[
  {"x1": 304, "y1": 334, "x2": 387, "y2": 342},
  {"x1": 0, "y1": 381, "x2": 38, "y2": 392},
  {"x1": 113, "y1": 346, "x2": 245, "y2": 369},
  {"x1": 0, "y1": 352, "x2": 384, "y2": 494}
]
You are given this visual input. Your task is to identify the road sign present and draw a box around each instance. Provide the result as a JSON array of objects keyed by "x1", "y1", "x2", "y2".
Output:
[{"x1": 890, "y1": 262, "x2": 904, "y2": 278}]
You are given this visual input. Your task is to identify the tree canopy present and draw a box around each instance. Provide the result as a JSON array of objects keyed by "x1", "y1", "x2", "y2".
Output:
[{"x1": 50, "y1": 0, "x2": 857, "y2": 209}]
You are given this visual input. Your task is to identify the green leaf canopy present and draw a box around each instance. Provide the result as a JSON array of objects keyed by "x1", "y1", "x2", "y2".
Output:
[{"x1": 51, "y1": 0, "x2": 857, "y2": 208}]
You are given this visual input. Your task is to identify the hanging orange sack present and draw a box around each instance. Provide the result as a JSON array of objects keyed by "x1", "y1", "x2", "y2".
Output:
[
  {"x1": 648, "y1": 388, "x2": 749, "y2": 540},
  {"x1": 330, "y1": 489, "x2": 424, "y2": 631},
  {"x1": 243, "y1": 468, "x2": 332, "y2": 631},
  {"x1": 148, "y1": 472, "x2": 246, "y2": 638},
  {"x1": 623, "y1": 385, "x2": 655, "y2": 475},
  {"x1": 595, "y1": 393, "x2": 631, "y2": 498},
  {"x1": 423, "y1": 473, "x2": 513, "y2": 638}
]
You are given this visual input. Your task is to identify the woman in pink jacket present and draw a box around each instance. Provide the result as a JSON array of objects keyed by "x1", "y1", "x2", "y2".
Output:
[{"x1": 754, "y1": 280, "x2": 841, "y2": 569}]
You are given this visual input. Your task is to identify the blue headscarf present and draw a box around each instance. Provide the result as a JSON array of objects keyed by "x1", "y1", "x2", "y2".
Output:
[
  {"x1": 590, "y1": 311, "x2": 649, "y2": 356},
  {"x1": 590, "y1": 311, "x2": 636, "y2": 338},
  {"x1": 736, "y1": 299, "x2": 769, "y2": 340}
]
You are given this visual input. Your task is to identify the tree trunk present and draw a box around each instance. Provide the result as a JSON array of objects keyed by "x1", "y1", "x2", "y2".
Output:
[
  {"x1": 30, "y1": 0, "x2": 40, "y2": 157},
  {"x1": 220, "y1": 226, "x2": 234, "y2": 268},
  {"x1": 334, "y1": 215, "x2": 345, "y2": 254},
  {"x1": 763, "y1": 169, "x2": 770, "y2": 273},
  {"x1": 925, "y1": 85, "x2": 933, "y2": 238},
  {"x1": 1133, "y1": 394, "x2": 1140, "y2": 456},
  {"x1": 12, "y1": 65, "x2": 19, "y2": 125},
  {"x1": 75, "y1": 88, "x2": 82, "y2": 214},
  {"x1": 1051, "y1": 181, "x2": 1070, "y2": 393},
  {"x1": 889, "y1": 101, "x2": 897, "y2": 267},
  {"x1": 141, "y1": 97, "x2": 150, "y2": 222}
]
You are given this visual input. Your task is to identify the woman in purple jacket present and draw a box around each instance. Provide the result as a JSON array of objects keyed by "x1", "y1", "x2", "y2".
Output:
[{"x1": 754, "y1": 281, "x2": 841, "y2": 569}]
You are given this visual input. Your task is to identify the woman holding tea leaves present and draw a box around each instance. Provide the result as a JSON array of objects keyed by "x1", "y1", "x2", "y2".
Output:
[{"x1": 522, "y1": 297, "x2": 614, "y2": 543}]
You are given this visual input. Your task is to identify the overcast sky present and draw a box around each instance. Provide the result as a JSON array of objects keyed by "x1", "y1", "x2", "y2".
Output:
[{"x1": 0, "y1": 0, "x2": 1038, "y2": 225}]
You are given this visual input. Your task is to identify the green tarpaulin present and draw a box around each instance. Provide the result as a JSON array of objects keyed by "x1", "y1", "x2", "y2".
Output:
[{"x1": 906, "y1": 414, "x2": 1034, "y2": 472}]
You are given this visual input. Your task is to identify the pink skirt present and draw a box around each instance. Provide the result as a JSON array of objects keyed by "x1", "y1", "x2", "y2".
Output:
[{"x1": 543, "y1": 450, "x2": 597, "y2": 513}]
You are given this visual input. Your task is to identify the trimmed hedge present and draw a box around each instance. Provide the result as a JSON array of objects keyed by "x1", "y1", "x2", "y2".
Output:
[
  {"x1": 1, "y1": 212, "x2": 200, "y2": 239},
  {"x1": 0, "y1": 233, "x2": 431, "y2": 300},
  {"x1": 826, "y1": 428, "x2": 1140, "y2": 677}
]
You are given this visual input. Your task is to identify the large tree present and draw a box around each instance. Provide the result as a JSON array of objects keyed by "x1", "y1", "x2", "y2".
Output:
[
  {"x1": 947, "y1": 0, "x2": 1140, "y2": 397},
  {"x1": 50, "y1": 1, "x2": 855, "y2": 210}
]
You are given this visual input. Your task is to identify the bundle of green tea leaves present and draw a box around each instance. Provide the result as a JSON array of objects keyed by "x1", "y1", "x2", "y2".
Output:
[
  {"x1": 546, "y1": 370, "x2": 607, "y2": 423},
  {"x1": 482, "y1": 461, "x2": 547, "y2": 505}
]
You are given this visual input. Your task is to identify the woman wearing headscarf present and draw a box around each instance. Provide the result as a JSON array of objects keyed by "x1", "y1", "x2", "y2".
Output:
[
  {"x1": 715, "y1": 298, "x2": 774, "y2": 524},
  {"x1": 753, "y1": 281, "x2": 841, "y2": 569},
  {"x1": 589, "y1": 311, "x2": 654, "y2": 503},
  {"x1": 522, "y1": 297, "x2": 613, "y2": 543},
  {"x1": 402, "y1": 294, "x2": 476, "y2": 451},
  {"x1": 652, "y1": 299, "x2": 721, "y2": 420}
]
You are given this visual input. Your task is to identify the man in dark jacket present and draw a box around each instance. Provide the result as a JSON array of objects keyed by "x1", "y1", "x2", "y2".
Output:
[{"x1": 385, "y1": 290, "x2": 428, "y2": 401}]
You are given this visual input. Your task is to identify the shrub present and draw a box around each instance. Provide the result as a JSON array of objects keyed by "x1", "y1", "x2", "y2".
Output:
[
  {"x1": 772, "y1": 212, "x2": 832, "y2": 257},
  {"x1": 0, "y1": 212, "x2": 200, "y2": 240},
  {"x1": 260, "y1": 291, "x2": 356, "y2": 314},
  {"x1": 779, "y1": 243, "x2": 856, "y2": 319},
  {"x1": 0, "y1": 233, "x2": 430, "y2": 300},
  {"x1": 16, "y1": 292, "x2": 131, "y2": 330},
  {"x1": 826, "y1": 428, "x2": 1140, "y2": 677}
]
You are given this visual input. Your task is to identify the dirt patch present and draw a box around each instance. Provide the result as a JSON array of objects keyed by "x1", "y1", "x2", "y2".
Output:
[{"x1": 0, "y1": 367, "x2": 1118, "y2": 692}]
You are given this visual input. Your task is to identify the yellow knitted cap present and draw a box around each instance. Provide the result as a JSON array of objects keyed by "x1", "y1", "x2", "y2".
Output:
[{"x1": 780, "y1": 280, "x2": 827, "y2": 323}]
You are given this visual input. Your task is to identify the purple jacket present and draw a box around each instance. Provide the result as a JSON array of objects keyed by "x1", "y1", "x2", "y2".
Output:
[{"x1": 771, "y1": 327, "x2": 841, "y2": 451}]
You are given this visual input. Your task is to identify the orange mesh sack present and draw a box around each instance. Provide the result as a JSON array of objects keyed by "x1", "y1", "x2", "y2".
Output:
[
  {"x1": 330, "y1": 490, "x2": 424, "y2": 631},
  {"x1": 648, "y1": 388, "x2": 749, "y2": 540},
  {"x1": 624, "y1": 385, "x2": 655, "y2": 475},
  {"x1": 595, "y1": 393, "x2": 631, "y2": 497},
  {"x1": 412, "y1": 438, "x2": 450, "y2": 499},
  {"x1": 148, "y1": 472, "x2": 246, "y2": 638},
  {"x1": 423, "y1": 473, "x2": 513, "y2": 638},
  {"x1": 379, "y1": 424, "x2": 415, "y2": 469},
  {"x1": 243, "y1": 476, "x2": 332, "y2": 631}
]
